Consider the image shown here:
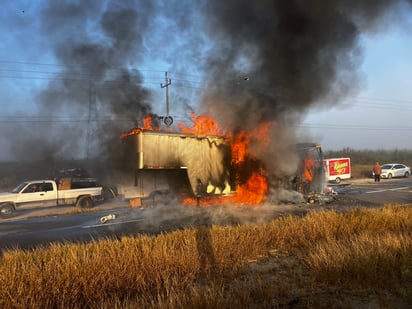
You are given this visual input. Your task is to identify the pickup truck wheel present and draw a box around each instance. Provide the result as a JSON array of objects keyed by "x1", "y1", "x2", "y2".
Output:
[
  {"x1": 77, "y1": 196, "x2": 93, "y2": 208},
  {"x1": 0, "y1": 204, "x2": 15, "y2": 218},
  {"x1": 103, "y1": 186, "x2": 117, "y2": 200}
]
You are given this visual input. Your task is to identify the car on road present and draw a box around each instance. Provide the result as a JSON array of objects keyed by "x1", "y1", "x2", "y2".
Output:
[{"x1": 380, "y1": 163, "x2": 411, "y2": 179}]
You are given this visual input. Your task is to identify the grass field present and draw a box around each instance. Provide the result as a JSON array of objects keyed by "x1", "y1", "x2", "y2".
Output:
[{"x1": 0, "y1": 205, "x2": 411, "y2": 308}]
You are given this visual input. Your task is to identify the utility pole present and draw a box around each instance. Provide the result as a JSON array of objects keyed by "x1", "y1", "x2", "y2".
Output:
[{"x1": 160, "y1": 71, "x2": 173, "y2": 127}]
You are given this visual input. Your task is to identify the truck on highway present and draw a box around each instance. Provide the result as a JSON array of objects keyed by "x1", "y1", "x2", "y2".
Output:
[
  {"x1": 323, "y1": 157, "x2": 351, "y2": 183},
  {"x1": 0, "y1": 179, "x2": 103, "y2": 218},
  {"x1": 118, "y1": 132, "x2": 328, "y2": 205}
]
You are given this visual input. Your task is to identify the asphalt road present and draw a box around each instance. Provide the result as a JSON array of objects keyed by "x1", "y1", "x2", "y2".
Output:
[
  {"x1": 332, "y1": 177, "x2": 412, "y2": 205},
  {"x1": 0, "y1": 204, "x2": 200, "y2": 252},
  {"x1": 0, "y1": 178, "x2": 411, "y2": 253}
]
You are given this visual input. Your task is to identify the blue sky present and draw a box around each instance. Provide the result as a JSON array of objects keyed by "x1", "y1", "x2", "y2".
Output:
[
  {"x1": 1, "y1": 1, "x2": 412, "y2": 162},
  {"x1": 302, "y1": 25, "x2": 412, "y2": 150}
]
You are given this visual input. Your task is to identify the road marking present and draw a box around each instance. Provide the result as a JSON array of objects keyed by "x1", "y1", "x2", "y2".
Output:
[
  {"x1": 82, "y1": 218, "x2": 145, "y2": 228},
  {"x1": 365, "y1": 186, "x2": 411, "y2": 194}
]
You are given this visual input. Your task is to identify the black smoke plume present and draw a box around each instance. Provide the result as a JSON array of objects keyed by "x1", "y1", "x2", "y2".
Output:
[
  {"x1": 197, "y1": 0, "x2": 412, "y2": 176},
  {"x1": 31, "y1": 1, "x2": 156, "y2": 175},
  {"x1": 3, "y1": 0, "x2": 412, "y2": 182},
  {"x1": 200, "y1": 0, "x2": 410, "y2": 128}
]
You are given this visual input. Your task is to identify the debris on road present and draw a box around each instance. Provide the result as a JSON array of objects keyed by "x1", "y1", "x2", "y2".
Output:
[{"x1": 100, "y1": 214, "x2": 116, "y2": 224}]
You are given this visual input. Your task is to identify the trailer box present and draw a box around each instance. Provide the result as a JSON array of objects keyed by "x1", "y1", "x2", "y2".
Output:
[
  {"x1": 323, "y1": 157, "x2": 351, "y2": 183},
  {"x1": 119, "y1": 131, "x2": 233, "y2": 198}
]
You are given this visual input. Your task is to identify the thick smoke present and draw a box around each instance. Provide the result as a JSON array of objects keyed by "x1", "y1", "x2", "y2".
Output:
[
  {"x1": 197, "y1": 0, "x2": 411, "y2": 176},
  {"x1": 200, "y1": 0, "x2": 409, "y2": 125},
  {"x1": 17, "y1": 1, "x2": 155, "y2": 172},
  {"x1": 3, "y1": 0, "x2": 412, "y2": 182}
]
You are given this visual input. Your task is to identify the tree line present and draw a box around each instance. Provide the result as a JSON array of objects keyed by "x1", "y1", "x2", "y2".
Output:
[{"x1": 323, "y1": 148, "x2": 412, "y2": 166}]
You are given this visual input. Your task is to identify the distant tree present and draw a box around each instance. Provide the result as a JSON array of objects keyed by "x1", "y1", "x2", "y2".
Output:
[{"x1": 323, "y1": 149, "x2": 412, "y2": 166}]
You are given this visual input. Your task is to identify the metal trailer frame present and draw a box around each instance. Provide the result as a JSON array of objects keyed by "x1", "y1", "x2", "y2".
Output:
[{"x1": 120, "y1": 131, "x2": 233, "y2": 198}]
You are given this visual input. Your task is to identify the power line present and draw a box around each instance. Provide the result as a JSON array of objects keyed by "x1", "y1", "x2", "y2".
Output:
[
  {"x1": 347, "y1": 95, "x2": 412, "y2": 105},
  {"x1": 0, "y1": 74, "x2": 177, "y2": 86},
  {"x1": 2, "y1": 61, "x2": 412, "y2": 111},
  {"x1": 0, "y1": 60, "x2": 168, "y2": 74},
  {"x1": 299, "y1": 123, "x2": 412, "y2": 131},
  {"x1": 0, "y1": 115, "x2": 410, "y2": 133},
  {"x1": 0, "y1": 60, "x2": 205, "y2": 84}
]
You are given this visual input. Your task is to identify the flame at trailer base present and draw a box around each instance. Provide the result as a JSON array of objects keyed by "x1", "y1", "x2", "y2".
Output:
[
  {"x1": 183, "y1": 172, "x2": 268, "y2": 206},
  {"x1": 232, "y1": 172, "x2": 268, "y2": 205}
]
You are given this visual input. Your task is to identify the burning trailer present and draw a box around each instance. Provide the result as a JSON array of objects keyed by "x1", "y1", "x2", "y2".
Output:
[
  {"x1": 115, "y1": 130, "x2": 233, "y2": 205},
  {"x1": 112, "y1": 115, "x2": 326, "y2": 206}
]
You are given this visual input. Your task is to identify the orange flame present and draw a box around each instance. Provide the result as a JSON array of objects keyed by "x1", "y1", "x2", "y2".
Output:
[
  {"x1": 181, "y1": 117, "x2": 272, "y2": 206},
  {"x1": 143, "y1": 115, "x2": 153, "y2": 131},
  {"x1": 119, "y1": 115, "x2": 157, "y2": 139},
  {"x1": 183, "y1": 172, "x2": 268, "y2": 206},
  {"x1": 230, "y1": 122, "x2": 271, "y2": 165},
  {"x1": 232, "y1": 172, "x2": 268, "y2": 204},
  {"x1": 177, "y1": 112, "x2": 226, "y2": 136},
  {"x1": 303, "y1": 158, "x2": 315, "y2": 182},
  {"x1": 231, "y1": 131, "x2": 250, "y2": 165}
]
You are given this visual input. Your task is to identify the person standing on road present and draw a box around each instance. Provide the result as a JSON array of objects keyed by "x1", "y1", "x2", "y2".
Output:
[{"x1": 373, "y1": 162, "x2": 382, "y2": 182}]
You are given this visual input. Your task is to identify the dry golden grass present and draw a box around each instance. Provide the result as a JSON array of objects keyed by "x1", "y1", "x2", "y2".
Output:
[{"x1": 0, "y1": 205, "x2": 411, "y2": 308}]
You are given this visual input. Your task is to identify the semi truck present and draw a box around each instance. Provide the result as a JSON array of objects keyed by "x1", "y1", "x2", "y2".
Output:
[
  {"x1": 292, "y1": 143, "x2": 325, "y2": 200},
  {"x1": 114, "y1": 130, "x2": 327, "y2": 205}
]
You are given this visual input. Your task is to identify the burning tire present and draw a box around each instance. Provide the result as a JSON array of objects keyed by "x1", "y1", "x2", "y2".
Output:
[
  {"x1": 76, "y1": 196, "x2": 93, "y2": 208},
  {"x1": 0, "y1": 203, "x2": 15, "y2": 218}
]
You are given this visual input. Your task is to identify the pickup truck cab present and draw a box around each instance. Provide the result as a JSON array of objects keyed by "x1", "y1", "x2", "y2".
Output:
[{"x1": 0, "y1": 180, "x2": 103, "y2": 218}]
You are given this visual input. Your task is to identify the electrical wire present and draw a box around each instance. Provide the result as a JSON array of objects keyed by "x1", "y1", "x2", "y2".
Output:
[{"x1": 1, "y1": 60, "x2": 412, "y2": 112}]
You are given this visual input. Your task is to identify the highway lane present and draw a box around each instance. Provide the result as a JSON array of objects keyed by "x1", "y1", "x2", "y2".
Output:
[
  {"x1": 0, "y1": 208, "x2": 142, "y2": 251},
  {"x1": 333, "y1": 178, "x2": 412, "y2": 205},
  {"x1": 1, "y1": 178, "x2": 411, "y2": 252},
  {"x1": 0, "y1": 205, "x2": 202, "y2": 252}
]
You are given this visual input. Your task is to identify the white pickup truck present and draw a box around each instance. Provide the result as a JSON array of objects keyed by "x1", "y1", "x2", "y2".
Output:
[{"x1": 0, "y1": 179, "x2": 103, "y2": 218}]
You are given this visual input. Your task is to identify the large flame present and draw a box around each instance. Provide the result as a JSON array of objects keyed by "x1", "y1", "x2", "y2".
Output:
[
  {"x1": 184, "y1": 172, "x2": 268, "y2": 206},
  {"x1": 143, "y1": 115, "x2": 153, "y2": 131},
  {"x1": 231, "y1": 122, "x2": 271, "y2": 165},
  {"x1": 177, "y1": 112, "x2": 226, "y2": 136},
  {"x1": 231, "y1": 131, "x2": 249, "y2": 165},
  {"x1": 180, "y1": 114, "x2": 271, "y2": 206},
  {"x1": 119, "y1": 115, "x2": 158, "y2": 139},
  {"x1": 302, "y1": 158, "x2": 315, "y2": 182}
]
